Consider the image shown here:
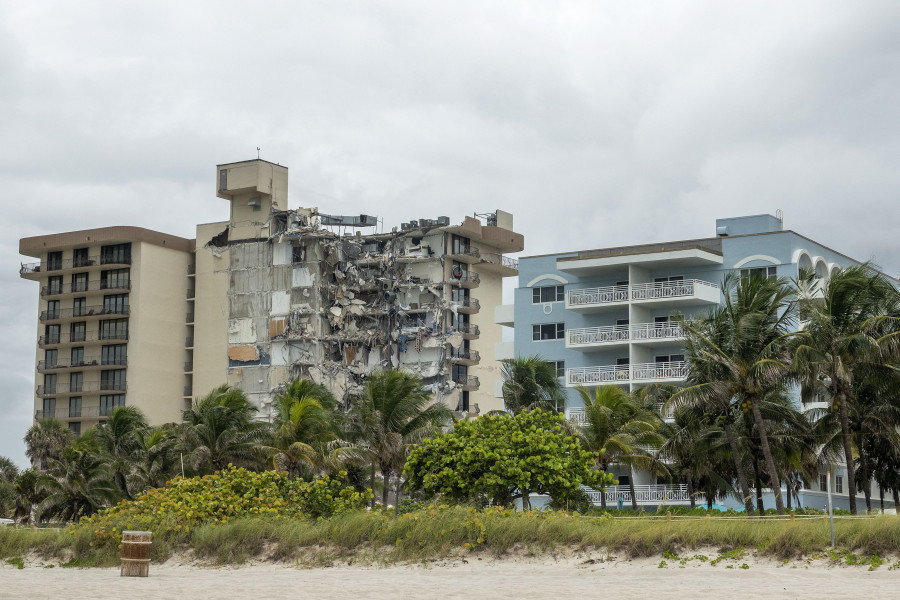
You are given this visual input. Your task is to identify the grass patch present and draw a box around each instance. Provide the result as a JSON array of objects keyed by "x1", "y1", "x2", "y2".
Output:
[{"x1": 2, "y1": 507, "x2": 900, "y2": 567}]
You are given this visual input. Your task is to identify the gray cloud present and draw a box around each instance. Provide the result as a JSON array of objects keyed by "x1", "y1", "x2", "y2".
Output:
[{"x1": 2, "y1": 0, "x2": 899, "y2": 465}]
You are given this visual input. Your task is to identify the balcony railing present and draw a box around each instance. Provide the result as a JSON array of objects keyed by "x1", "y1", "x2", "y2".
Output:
[
  {"x1": 40, "y1": 305, "x2": 130, "y2": 321},
  {"x1": 454, "y1": 298, "x2": 481, "y2": 310},
  {"x1": 567, "y1": 280, "x2": 719, "y2": 309},
  {"x1": 584, "y1": 484, "x2": 702, "y2": 505},
  {"x1": 41, "y1": 280, "x2": 131, "y2": 296},
  {"x1": 448, "y1": 272, "x2": 480, "y2": 285},
  {"x1": 480, "y1": 252, "x2": 518, "y2": 271},
  {"x1": 565, "y1": 362, "x2": 688, "y2": 386},
  {"x1": 20, "y1": 254, "x2": 131, "y2": 275},
  {"x1": 38, "y1": 357, "x2": 126, "y2": 370},
  {"x1": 450, "y1": 247, "x2": 480, "y2": 260},
  {"x1": 455, "y1": 376, "x2": 480, "y2": 389},
  {"x1": 35, "y1": 406, "x2": 105, "y2": 420},
  {"x1": 450, "y1": 349, "x2": 481, "y2": 362},
  {"x1": 454, "y1": 323, "x2": 480, "y2": 336},
  {"x1": 566, "y1": 322, "x2": 684, "y2": 348}
]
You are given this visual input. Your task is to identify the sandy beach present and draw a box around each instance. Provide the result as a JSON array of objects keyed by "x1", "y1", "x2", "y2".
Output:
[{"x1": 2, "y1": 554, "x2": 898, "y2": 600}]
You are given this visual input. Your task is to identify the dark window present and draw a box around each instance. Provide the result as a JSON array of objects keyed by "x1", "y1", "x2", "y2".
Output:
[
  {"x1": 69, "y1": 372, "x2": 83, "y2": 393},
  {"x1": 72, "y1": 272, "x2": 88, "y2": 293},
  {"x1": 451, "y1": 235, "x2": 470, "y2": 255},
  {"x1": 100, "y1": 243, "x2": 131, "y2": 265},
  {"x1": 101, "y1": 369, "x2": 126, "y2": 391},
  {"x1": 46, "y1": 300, "x2": 60, "y2": 319},
  {"x1": 42, "y1": 397, "x2": 56, "y2": 418},
  {"x1": 532, "y1": 285, "x2": 565, "y2": 303},
  {"x1": 617, "y1": 475, "x2": 631, "y2": 486},
  {"x1": 45, "y1": 324, "x2": 60, "y2": 344},
  {"x1": 69, "y1": 397, "x2": 82, "y2": 418},
  {"x1": 48, "y1": 276, "x2": 63, "y2": 294},
  {"x1": 552, "y1": 360, "x2": 565, "y2": 378},
  {"x1": 458, "y1": 391, "x2": 470, "y2": 412},
  {"x1": 70, "y1": 321, "x2": 86, "y2": 342},
  {"x1": 820, "y1": 473, "x2": 827, "y2": 491},
  {"x1": 532, "y1": 323, "x2": 565, "y2": 341},
  {"x1": 73, "y1": 248, "x2": 89, "y2": 268},
  {"x1": 100, "y1": 269, "x2": 129, "y2": 290},
  {"x1": 70, "y1": 347, "x2": 84, "y2": 366},
  {"x1": 100, "y1": 319, "x2": 128, "y2": 340},
  {"x1": 68, "y1": 422, "x2": 81, "y2": 435},
  {"x1": 219, "y1": 169, "x2": 227, "y2": 190},
  {"x1": 451, "y1": 287, "x2": 470, "y2": 303},
  {"x1": 46, "y1": 251, "x2": 63, "y2": 271},
  {"x1": 655, "y1": 354, "x2": 685, "y2": 364},
  {"x1": 73, "y1": 297, "x2": 87, "y2": 317},
  {"x1": 452, "y1": 313, "x2": 470, "y2": 331},
  {"x1": 44, "y1": 349, "x2": 58, "y2": 368},
  {"x1": 452, "y1": 364, "x2": 468, "y2": 381},
  {"x1": 740, "y1": 266, "x2": 777, "y2": 280},
  {"x1": 100, "y1": 394, "x2": 125, "y2": 416},
  {"x1": 43, "y1": 374, "x2": 57, "y2": 394},
  {"x1": 836, "y1": 476, "x2": 843, "y2": 494},
  {"x1": 103, "y1": 294, "x2": 129, "y2": 314},
  {"x1": 101, "y1": 344, "x2": 127, "y2": 366},
  {"x1": 654, "y1": 275, "x2": 685, "y2": 283}
]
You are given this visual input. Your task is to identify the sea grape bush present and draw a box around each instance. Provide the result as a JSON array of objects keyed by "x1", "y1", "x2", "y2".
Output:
[{"x1": 78, "y1": 466, "x2": 371, "y2": 542}]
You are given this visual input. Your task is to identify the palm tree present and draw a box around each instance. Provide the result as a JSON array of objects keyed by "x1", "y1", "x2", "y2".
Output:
[
  {"x1": 349, "y1": 370, "x2": 450, "y2": 507},
  {"x1": 500, "y1": 355, "x2": 566, "y2": 414},
  {"x1": 575, "y1": 385, "x2": 665, "y2": 509},
  {"x1": 0, "y1": 456, "x2": 18, "y2": 518},
  {"x1": 136, "y1": 425, "x2": 182, "y2": 489},
  {"x1": 13, "y1": 470, "x2": 43, "y2": 524},
  {"x1": 24, "y1": 418, "x2": 74, "y2": 469},
  {"x1": 674, "y1": 272, "x2": 797, "y2": 515},
  {"x1": 181, "y1": 385, "x2": 263, "y2": 474},
  {"x1": 793, "y1": 264, "x2": 900, "y2": 513},
  {"x1": 36, "y1": 446, "x2": 118, "y2": 523},
  {"x1": 89, "y1": 405, "x2": 149, "y2": 499}
]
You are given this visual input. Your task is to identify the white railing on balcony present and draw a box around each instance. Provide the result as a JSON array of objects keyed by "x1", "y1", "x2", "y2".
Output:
[
  {"x1": 567, "y1": 285, "x2": 629, "y2": 307},
  {"x1": 567, "y1": 324, "x2": 630, "y2": 346},
  {"x1": 630, "y1": 279, "x2": 718, "y2": 301},
  {"x1": 585, "y1": 484, "x2": 702, "y2": 505},
  {"x1": 631, "y1": 361, "x2": 688, "y2": 381},
  {"x1": 567, "y1": 280, "x2": 719, "y2": 308},
  {"x1": 565, "y1": 408, "x2": 587, "y2": 423},
  {"x1": 630, "y1": 322, "x2": 684, "y2": 341},
  {"x1": 566, "y1": 362, "x2": 688, "y2": 386}
]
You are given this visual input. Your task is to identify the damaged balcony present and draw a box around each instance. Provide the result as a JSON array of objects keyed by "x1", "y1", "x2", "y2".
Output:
[
  {"x1": 39, "y1": 305, "x2": 130, "y2": 322},
  {"x1": 454, "y1": 298, "x2": 480, "y2": 314},
  {"x1": 454, "y1": 323, "x2": 480, "y2": 339},
  {"x1": 447, "y1": 272, "x2": 480, "y2": 288},
  {"x1": 450, "y1": 348, "x2": 480, "y2": 365},
  {"x1": 476, "y1": 253, "x2": 518, "y2": 276},
  {"x1": 449, "y1": 246, "x2": 481, "y2": 264},
  {"x1": 455, "y1": 375, "x2": 480, "y2": 391}
]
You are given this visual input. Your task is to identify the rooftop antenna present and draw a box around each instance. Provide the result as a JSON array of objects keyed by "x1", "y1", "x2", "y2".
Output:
[
  {"x1": 776, "y1": 209, "x2": 783, "y2": 225},
  {"x1": 257, "y1": 147, "x2": 261, "y2": 159}
]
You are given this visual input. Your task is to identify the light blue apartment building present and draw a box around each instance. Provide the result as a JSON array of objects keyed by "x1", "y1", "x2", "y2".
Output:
[{"x1": 497, "y1": 214, "x2": 897, "y2": 511}]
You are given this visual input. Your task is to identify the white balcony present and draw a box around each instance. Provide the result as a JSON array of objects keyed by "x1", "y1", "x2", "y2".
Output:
[
  {"x1": 566, "y1": 403, "x2": 674, "y2": 423},
  {"x1": 584, "y1": 484, "x2": 702, "y2": 506},
  {"x1": 565, "y1": 361, "x2": 688, "y2": 387},
  {"x1": 566, "y1": 322, "x2": 684, "y2": 351},
  {"x1": 566, "y1": 279, "x2": 719, "y2": 312}
]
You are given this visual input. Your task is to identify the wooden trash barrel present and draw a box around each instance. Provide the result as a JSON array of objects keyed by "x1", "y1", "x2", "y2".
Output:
[{"x1": 121, "y1": 530, "x2": 152, "y2": 577}]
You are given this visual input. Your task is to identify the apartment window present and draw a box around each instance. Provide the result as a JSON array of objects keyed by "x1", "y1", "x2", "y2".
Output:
[
  {"x1": 451, "y1": 287, "x2": 470, "y2": 304},
  {"x1": 452, "y1": 364, "x2": 468, "y2": 382},
  {"x1": 100, "y1": 394, "x2": 125, "y2": 416},
  {"x1": 45, "y1": 324, "x2": 61, "y2": 344},
  {"x1": 452, "y1": 313, "x2": 470, "y2": 331},
  {"x1": 654, "y1": 316, "x2": 671, "y2": 325},
  {"x1": 458, "y1": 391, "x2": 470, "y2": 412},
  {"x1": 73, "y1": 297, "x2": 87, "y2": 317},
  {"x1": 101, "y1": 269, "x2": 130, "y2": 290},
  {"x1": 451, "y1": 235, "x2": 470, "y2": 255},
  {"x1": 820, "y1": 473, "x2": 827, "y2": 491},
  {"x1": 46, "y1": 251, "x2": 63, "y2": 271},
  {"x1": 618, "y1": 475, "x2": 631, "y2": 486},
  {"x1": 71, "y1": 347, "x2": 84, "y2": 367},
  {"x1": 103, "y1": 294, "x2": 129, "y2": 314},
  {"x1": 101, "y1": 369, "x2": 126, "y2": 391},
  {"x1": 44, "y1": 349, "x2": 58, "y2": 369},
  {"x1": 43, "y1": 373, "x2": 57, "y2": 394},
  {"x1": 70, "y1": 321, "x2": 86, "y2": 343},
  {"x1": 69, "y1": 397, "x2": 82, "y2": 418},
  {"x1": 655, "y1": 354, "x2": 685, "y2": 364},
  {"x1": 102, "y1": 344, "x2": 127, "y2": 366},
  {"x1": 68, "y1": 422, "x2": 81, "y2": 436},
  {"x1": 740, "y1": 266, "x2": 777, "y2": 280},
  {"x1": 100, "y1": 318, "x2": 128, "y2": 340},
  {"x1": 48, "y1": 276, "x2": 63, "y2": 295},
  {"x1": 654, "y1": 275, "x2": 685, "y2": 283},
  {"x1": 73, "y1": 247, "x2": 90, "y2": 268},
  {"x1": 100, "y1": 243, "x2": 131, "y2": 265},
  {"x1": 452, "y1": 339, "x2": 470, "y2": 359},
  {"x1": 72, "y1": 272, "x2": 88, "y2": 293},
  {"x1": 291, "y1": 245, "x2": 303, "y2": 263},
  {"x1": 836, "y1": 476, "x2": 843, "y2": 494},
  {"x1": 69, "y1": 372, "x2": 83, "y2": 393},
  {"x1": 42, "y1": 397, "x2": 56, "y2": 418},
  {"x1": 219, "y1": 169, "x2": 227, "y2": 190},
  {"x1": 552, "y1": 360, "x2": 565, "y2": 378},
  {"x1": 532, "y1": 323, "x2": 565, "y2": 341},
  {"x1": 46, "y1": 300, "x2": 60, "y2": 319},
  {"x1": 532, "y1": 285, "x2": 564, "y2": 303}
]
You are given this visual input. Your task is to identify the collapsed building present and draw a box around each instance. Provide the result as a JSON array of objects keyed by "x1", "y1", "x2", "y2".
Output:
[{"x1": 190, "y1": 159, "x2": 524, "y2": 419}]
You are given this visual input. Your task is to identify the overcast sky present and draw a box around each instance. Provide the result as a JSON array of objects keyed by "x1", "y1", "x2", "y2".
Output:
[{"x1": 2, "y1": 1, "x2": 899, "y2": 466}]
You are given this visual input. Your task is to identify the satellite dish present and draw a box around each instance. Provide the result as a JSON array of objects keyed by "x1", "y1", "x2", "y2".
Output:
[{"x1": 452, "y1": 265, "x2": 463, "y2": 279}]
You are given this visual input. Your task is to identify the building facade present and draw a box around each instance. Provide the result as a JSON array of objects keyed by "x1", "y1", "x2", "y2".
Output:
[
  {"x1": 20, "y1": 159, "x2": 523, "y2": 434},
  {"x1": 499, "y1": 213, "x2": 896, "y2": 509}
]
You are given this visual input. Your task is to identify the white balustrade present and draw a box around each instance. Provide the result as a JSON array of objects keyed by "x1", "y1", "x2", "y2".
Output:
[
  {"x1": 583, "y1": 484, "x2": 703, "y2": 505},
  {"x1": 567, "y1": 280, "x2": 719, "y2": 309}
]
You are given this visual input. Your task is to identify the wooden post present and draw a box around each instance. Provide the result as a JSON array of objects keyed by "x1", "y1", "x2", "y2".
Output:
[
  {"x1": 121, "y1": 530, "x2": 151, "y2": 577},
  {"x1": 666, "y1": 511, "x2": 672, "y2": 522},
  {"x1": 790, "y1": 510, "x2": 795, "y2": 521}
]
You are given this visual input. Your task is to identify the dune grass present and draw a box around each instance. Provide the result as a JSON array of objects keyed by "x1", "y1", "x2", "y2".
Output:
[{"x1": 2, "y1": 506, "x2": 899, "y2": 567}]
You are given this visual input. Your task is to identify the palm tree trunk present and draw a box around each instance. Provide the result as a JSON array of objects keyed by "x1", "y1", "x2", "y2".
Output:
[
  {"x1": 522, "y1": 488, "x2": 531, "y2": 511},
  {"x1": 858, "y1": 443, "x2": 872, "y2": 514},
  {"x1": 382, "y1": 470, "x2": 391, "y2": 507},
  {"x1": 837, "y1": 390, "x2": 858, "y2": 515},
  {"x1": 786, "y1": 475, "x2": 792, "y2": 510},
  {"x1": 879, "y1": 485, "x2": 884, "y2": 513},
  {"x1": 369, "y1": 464, "x2": 376, "y2": 509},
  {"x1": 723, "y1": 420, "x2": 755, "y2": 515},
  {"x1": 628, "y1": 469, "x2": 638, "y2": 511},
  {"x1": 892, "y1": 488, "x2": 899, "y2": 510},
  {"x1": 687, "y1": 478, "x2": 696, "y2": 509},
  {"x1": 749, "y1": 396, "x2": 785, "y2": 515},
  {"x1": 753, "y1": 458, "x2": 764, "y2": 514}
]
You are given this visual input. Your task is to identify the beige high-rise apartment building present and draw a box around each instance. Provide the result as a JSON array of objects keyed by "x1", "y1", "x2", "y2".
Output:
[{"x1": 19, "y1": 159, "x2": 523, "y2": 432}]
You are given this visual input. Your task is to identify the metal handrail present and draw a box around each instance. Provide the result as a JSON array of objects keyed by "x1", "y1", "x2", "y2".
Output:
[
  {"x1": 480, "y1": 252, "x2": 518, "y2": 270},
  {"x1": 567, "y1": 280, "x2": 719, "y2": 307},
  {"x1": 565, "y1": 361, "x2": 688, "y2": 385},
  {"x1": 20, "y1": 255, "x2": 131, "y2": 274},
  {"x1": 40, "y1": 305, "x2": 130, "y2": 321},
  {"x1": 37, "y1": 357, "x2": 126, "y2": 370},
  {"x1": 41, "y1": 280, "x2": 131, "y2": 296}
]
